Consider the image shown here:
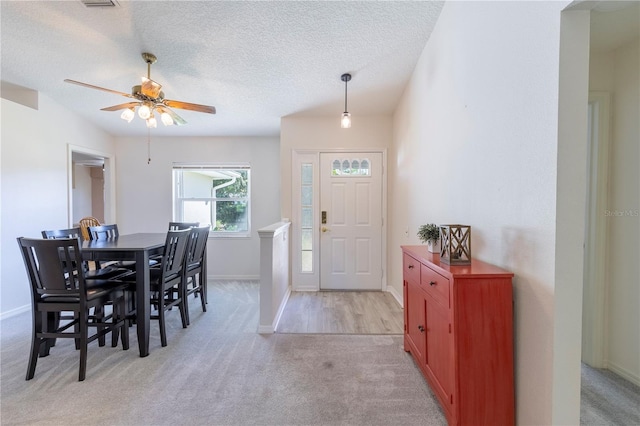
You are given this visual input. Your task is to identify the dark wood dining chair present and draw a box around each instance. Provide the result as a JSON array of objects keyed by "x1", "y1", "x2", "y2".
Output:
[
  {"x1": 17, "y1": 237, "x2": 129, "y2": 381},
  {"x1": 41, "y1": 227, "x2": 130, "y2": 280},
  {"x1": 87, "y1": 224, "x2": 119, "y2": 240},
  {"x1": 121, "y1": 229, "x2": 190, "y2": 346},
  {"x1": 42, "y1": 227, "x2": 132, "y2": 346},
  {"x1": 182, "y1": 225, "x2": 210, "y2": 325},
  {"x1": 149, "y1": 222, "x2": 199, "y2": 263}
]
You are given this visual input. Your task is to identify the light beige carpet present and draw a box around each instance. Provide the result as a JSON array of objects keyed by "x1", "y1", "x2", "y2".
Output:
[{"x1": 0, "y1": 281, "x2": 446, "y2": 426}]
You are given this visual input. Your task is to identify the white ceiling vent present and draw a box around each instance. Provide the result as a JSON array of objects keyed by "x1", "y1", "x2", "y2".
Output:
[{"x1": 80, "y1": 0, "x2": 119, "y2": 7}]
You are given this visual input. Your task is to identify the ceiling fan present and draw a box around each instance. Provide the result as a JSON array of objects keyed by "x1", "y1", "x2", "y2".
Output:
[{"x1": 64, "y1": 52, "x2": 216, "y2": 127}]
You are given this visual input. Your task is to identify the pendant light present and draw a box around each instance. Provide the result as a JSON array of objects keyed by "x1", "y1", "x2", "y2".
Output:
[{"x1": 340, "y1": 73, "x2": 352, "y2": 128}]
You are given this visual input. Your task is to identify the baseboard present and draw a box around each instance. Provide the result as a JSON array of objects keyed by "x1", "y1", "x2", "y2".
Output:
[
  {"x1": 272, "y1": 287, "x2": 291, "y2": 333},
  {"x1": 607, "y1": 361, "x2": 640, "y2": 387},
  {"x1": 0, "y1": 304, "x2": 30, "y2": 321},
  {"x1": 259, "y1": 287, "x2": 291, "y2": 334},
  {"x1": 387, "y1": 285, "x2": 404, "y2": 308},
  {"x1": 292, "y1": 285, "x2": 319, "y2": 292},
  {"x1": 258, "y1": 324, "x2": 275, "y2": 333},
  {"x1": 208, "y1": 274, "x2": 260, "y2": 281}
]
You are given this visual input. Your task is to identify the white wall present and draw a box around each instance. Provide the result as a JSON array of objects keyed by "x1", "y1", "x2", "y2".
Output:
[
  {"x1": 389, "y1": 2, "x2": 577, "y2": 424},
  {"x1": 72, "y1": 163, "x2": 92, "y2": 223},
  {"x1": 114, "y1": 135, "x2": 280, "y2": 279},
  {"x1": 590, "y1": 39, "x2": 640, "y2": 383},
  {"x1": 90, "y1": 167, "x2": 105, "y2": 223},
  {"x1": 1, "y1": 95, "x2": 116, "y2": 316}
]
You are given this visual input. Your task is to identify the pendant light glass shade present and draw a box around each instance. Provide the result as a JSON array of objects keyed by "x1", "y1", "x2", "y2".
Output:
[{"x1": 341, "y1": 112, "x2": 352, "y2": 128}]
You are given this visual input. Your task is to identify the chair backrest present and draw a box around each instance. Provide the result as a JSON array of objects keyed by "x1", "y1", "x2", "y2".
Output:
[
  {"x1": 159, "y1": 229, "x2": 190, "y2": 282},
  {"x1": 42, "y1": 227, "x2": 82, "y2": 241},
  {"x1": 78, "y1": 217, "x2": 101, "y2": 241},
  {"x1": 88, "y1": 224, "x2": 119, "y2": 240},
  {"x1": 184, "y1": 225, "x2": 211, "y2": 268},
  {"x1": 168, "y1": 221, "x2": 200, "y2": 230},
  {"x1": 17, "y1": 237, "x2": 86, "y2": 301}
]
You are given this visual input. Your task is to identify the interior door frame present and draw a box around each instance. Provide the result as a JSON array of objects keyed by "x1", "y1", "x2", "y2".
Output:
[
  {"x1": 291, "y1": 148, "x2": 387, "y2": 292},
  {"x1": 582, "y1": 92, "x2": 611, "y2": 368},
  {"x1": 67, "y1": 144, "x2": 116, "y2": 227}
]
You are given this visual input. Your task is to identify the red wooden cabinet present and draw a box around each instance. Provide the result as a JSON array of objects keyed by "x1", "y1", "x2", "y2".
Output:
[{"x1": 402, "y1": 245, "x2": 515, "y2": 426}]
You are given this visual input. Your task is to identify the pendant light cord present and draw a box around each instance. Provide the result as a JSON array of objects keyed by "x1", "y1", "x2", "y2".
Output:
[{"x1": 344, "y1": 78, "x2": 348, "y2": 113}]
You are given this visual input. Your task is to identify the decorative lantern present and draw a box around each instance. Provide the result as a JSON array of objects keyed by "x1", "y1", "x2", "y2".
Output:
[{"x1": 439, "y1": 225, "x2": 471, "y2": 265}]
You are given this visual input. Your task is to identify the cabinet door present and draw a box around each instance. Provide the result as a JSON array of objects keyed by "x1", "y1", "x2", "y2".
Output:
[
  {"x1": 425, "y1": 297, "x2": 454, "y2": 408},
  {"x1": 405, "y1": 279, "x2": 426, "y2": 363}
]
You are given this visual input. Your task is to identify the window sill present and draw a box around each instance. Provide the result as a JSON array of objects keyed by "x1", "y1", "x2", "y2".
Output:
[{"x1": 209, "y1": 233, "x2": 251, "y2": 239}]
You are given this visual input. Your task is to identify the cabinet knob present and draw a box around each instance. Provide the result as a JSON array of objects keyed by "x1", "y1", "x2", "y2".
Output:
[
  {"x1": 408, "y1": 265, "x2": 414, "y2": 269},
  {"x1": 429, "y1": 281, "x2": 436, "y2": 286},
  {"x1": 418, "y1": 325, "x2": 425, "y2": 332}
]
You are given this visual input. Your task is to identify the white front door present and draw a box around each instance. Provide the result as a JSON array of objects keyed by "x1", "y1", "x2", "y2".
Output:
[{"x1": 319, "y1": 152, "x2": 383, "y2": 290}]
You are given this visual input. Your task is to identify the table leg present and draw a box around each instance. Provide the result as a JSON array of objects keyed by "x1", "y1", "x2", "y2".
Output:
[{"x1": 135, "y1": 250, "x2": 151, "y2": 357}]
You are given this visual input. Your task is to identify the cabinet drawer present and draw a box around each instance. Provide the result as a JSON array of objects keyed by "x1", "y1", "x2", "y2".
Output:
[
  {"x1": 421, "y1": 264, "x2": 450, "y2": 307},
  {"x1": 403, "y1": 254, "x2": 421, "y2": 284}
]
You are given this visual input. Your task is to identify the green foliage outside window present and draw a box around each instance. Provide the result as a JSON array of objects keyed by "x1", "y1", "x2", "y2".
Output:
[{"x1": 212, "y1": 171, "x2": 248, "y2": 232}]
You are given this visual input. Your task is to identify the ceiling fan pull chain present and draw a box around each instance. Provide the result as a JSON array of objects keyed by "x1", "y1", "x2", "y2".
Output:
[{"x1": 147, "y1": 129, "x2": 152, "y2": 164}]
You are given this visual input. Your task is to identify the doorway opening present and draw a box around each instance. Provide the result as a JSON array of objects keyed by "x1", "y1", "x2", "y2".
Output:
[{"x1": 67, "y1": 144, "x2": 116, "y2": 227}]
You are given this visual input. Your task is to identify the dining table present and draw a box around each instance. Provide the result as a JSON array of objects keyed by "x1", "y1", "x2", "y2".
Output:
[{"x1": 81, "y1": 232, "x2": 166, "y2": 357}]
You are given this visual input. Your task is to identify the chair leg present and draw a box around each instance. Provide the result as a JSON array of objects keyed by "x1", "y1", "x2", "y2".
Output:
[
  {"x1": 125, "y1": 290, "x2": 136, "y2": 326},
  {"x1": 96, "y1": 306, "x2": 106, "y2": 347},
  {"x1": 78, "y1": 312, "x2": 89, "y2": 382},
  {"x1": 183, "y1": 278, "x2": 191, "y2": 326},
  {"x1": 40, "y1": 312, "x2": 55, "y2": 357},
  {"x1": 117, "y1": 295, "x2": 129, "y2": 350},
  {"x1": 48, "y1": 312, "x2": 59, "y2": 349},
  {"x1": 111, "y1": 311, "x2": 120, "y2": 348},
  {"x1": 158, "y1": 293, "x2": 168, "y2": 347},
  {"x1": 202, "y1": 273, "x2": 208, "y2": 305},
  {"x1": 120, "y1": 318, "x2": 129, "y2": 351},
  {"x1": 199, "y1": 273, "x2": 207, "y2": 313},
  {"x1": 178, "y1": 291, "x2": 188, "y2": 329},
  {"x1": 26, "y1": 311, "x2": 43, "y2": 380},
  {"x1": 73, "y1": 312, "x2": 81, "y2": 350}
]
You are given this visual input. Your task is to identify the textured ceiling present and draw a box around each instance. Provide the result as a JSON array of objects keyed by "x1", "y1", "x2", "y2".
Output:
[{"x1": 1, "y1": 1, "x2": 444, "y2": 137}]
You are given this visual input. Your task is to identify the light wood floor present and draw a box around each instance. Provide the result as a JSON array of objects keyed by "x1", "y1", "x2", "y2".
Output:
[{"x1": 276, "y1": 291, "x2": 404, "y2": 334}]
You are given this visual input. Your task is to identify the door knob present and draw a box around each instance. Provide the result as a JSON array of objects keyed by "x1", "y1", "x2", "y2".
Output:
[{"x1": 322, "y1": 227, "x2": 330, "y2": 233}]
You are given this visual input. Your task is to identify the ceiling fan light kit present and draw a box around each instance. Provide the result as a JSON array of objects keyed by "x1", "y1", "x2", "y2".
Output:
[
  {"x1": 340, "y1": 73, "x2": 352, "y2": 129},
  {"x1": 64, "y1": 52, "x2": 215, "y2": 128},
  {"x1": 120, "y1": 107, "x2": 135, "y2": 122}
]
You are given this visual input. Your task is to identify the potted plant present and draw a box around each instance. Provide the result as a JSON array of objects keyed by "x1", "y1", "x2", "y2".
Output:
[{"x1": 417, "y1": 223, "x2": 441, "y2": 253}]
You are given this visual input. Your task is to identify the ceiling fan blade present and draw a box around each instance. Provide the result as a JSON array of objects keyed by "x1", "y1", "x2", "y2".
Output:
[
  {"x1": 64, "y1": 79, "x2": 133, "y2": 98},
  {"x1": 163, "y1": 99, "x2": 216, "y2": 114},
  {"x1": 157, "y1": 106, "x2": 187, "y2": 126},
  {"x1": 100, "y1": 102, "x2": 141, "y2": 112},
  {"x1": 141, "y1": 77, "x2": 162, "y2": 98}
]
